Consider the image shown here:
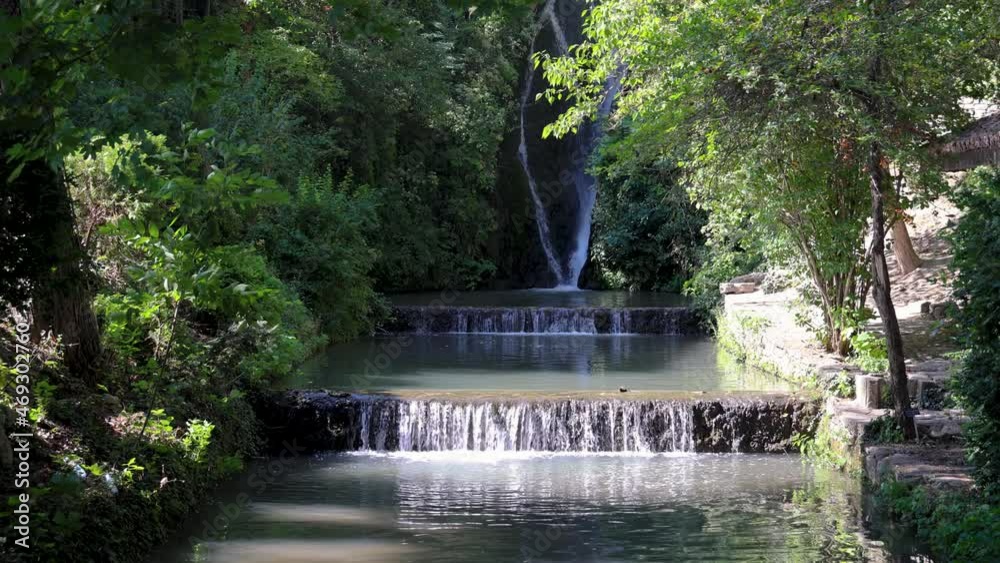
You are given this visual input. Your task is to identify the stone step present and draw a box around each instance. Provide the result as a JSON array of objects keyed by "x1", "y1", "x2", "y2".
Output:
[
  {"x1": 864, "y1": 445, "x2": 973, "y2": 492},
  {"x1": 914, "y1": 410, "x2": 968, "y2": 440}
]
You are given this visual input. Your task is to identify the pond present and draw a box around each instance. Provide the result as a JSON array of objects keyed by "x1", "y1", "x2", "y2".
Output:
[
  {"x1": 152, "y1": 290, "x2": 928, "y2": 562},
  {"x1": 154, "y1": 452, "x2": 927, "y2": 562},
  {"x1": 292, "y1": 334, "x2": 788, "y2": 393}
]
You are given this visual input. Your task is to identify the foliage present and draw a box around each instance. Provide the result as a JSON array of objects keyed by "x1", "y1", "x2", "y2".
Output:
[
  {"x1": 588, "y1": 126, "x2": 707, "y2": 292},
  {"x1": 181, "y1": 419, "x2": 215, "y2": 463},
  {"x1": 250, "y1": 171, "x2": 379, "y2": 341},
  {"x1": 683, "y1": 221, "x2": 765, "y2": 317},
  {"x1": 829, "y1": 371, "x2": 855, "y2": 400},
  {"x1": 863, "y1": 413, "x2": 904, "y2": 444},
  {"x1": 792, "y1": 415, "x2": 853, "y2": 471},
  {"x1": 877, "y1": 479, "x2": 1000, "y2": 562},
  {"x1": 538, "y1": 0, "x2": 999, "y2": 355},
  {"x1": 849, "y1": 330, "x2": 890, "y2": 374},
  {"x1": 951, "y1": 167, "x2": 1000, "y2": 496},
  {"x1": 2, "y1": 3, "x2": 537, "y2": 561},
  {"x1": 229, "y1": 0, "x2": 533, "y2": 291}
]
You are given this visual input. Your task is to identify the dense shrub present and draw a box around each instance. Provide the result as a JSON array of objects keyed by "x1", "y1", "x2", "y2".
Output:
[
  {"x1": 878, "y1": 479, "x2": 1000, "y2": 562},
  {"x1": 951, "y1": 167, "x2": 1000, "y2": 496},
  {"x1": 251, "y1": 172, "x2": 379, "y2": 341},
  {"x1": 589, "y1": 129, "x2": 707, "y2": 292}
]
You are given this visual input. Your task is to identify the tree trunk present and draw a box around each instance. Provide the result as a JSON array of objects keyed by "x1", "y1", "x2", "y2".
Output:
[
  {"x1": 890, "y1": 215, "x2": 922, "y2": 275},
  {"x1": 28, "y1": 162, "x2": 103, "y2": 386},
  {"x1": 867, "y1": 144, "x2": 915, "y2": 439},
  {"x1": 863, "y1": 2, "x2": 914, "y2": 438}
]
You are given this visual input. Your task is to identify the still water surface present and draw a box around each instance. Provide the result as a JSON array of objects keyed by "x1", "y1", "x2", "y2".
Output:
[
  {"x1": 156, "y1": 452, "x2": 926, "y2": 562},
  {"x1": 293, "y1": 335, "x2": 788, "y2": 393}
]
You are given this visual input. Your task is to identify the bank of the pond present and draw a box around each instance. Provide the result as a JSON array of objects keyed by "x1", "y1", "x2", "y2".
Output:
[
  {"x1": 714, "y1": 282, "x2": 994, "y2": 562},
  {"x1": 0, "y1": 384, "x2": 274, "y2": 563}
]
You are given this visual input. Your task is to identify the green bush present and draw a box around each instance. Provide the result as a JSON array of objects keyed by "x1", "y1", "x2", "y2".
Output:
[
  {"x1": 251, "y1": 172, "x2": 378, "y2": 342},
  {"x1": 878, "y1": 479, "x2": 1000, "y2": 562},
  {"x1": 862, "y1": 413, "x2": 904, "y2": 444},
  {"x1": 951, "y1": 167, "x2": 1000, "y2": 496},
  {"x1": 589, "y1": 128, "x2": 708, "y2": 292}
]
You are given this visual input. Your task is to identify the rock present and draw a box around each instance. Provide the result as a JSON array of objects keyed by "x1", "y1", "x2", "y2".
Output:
[
  {"x1": 908, "y1": 377, "x2": 945, "y2": 409},
  {"x1": 914, "y1": 410, "x2": 969, "y2": 440},
  {"x1": 100, "y1": 394, "x2": 123, "y2": 414},
  {"x1": 931, "y1": 302, "x2": 952, "y2": 320},
  {"x1": 864, "y1": 445, "x2": 973, "y2": 492},
  {"x1": 729, "y1": 272, "x2": 766, "y2": 284},
  {"x1": 920, "y1": 301, "x2": 955, "y2": 320},
  {"x1": 719, "y1": 282, "x2": 758, "y2": 295},
  {"x1": 692, "y1": 398, "x2": 821, "y2": 453},
  {"x1": 618, "y1": 387, "x2": 629, "y2": 393}
]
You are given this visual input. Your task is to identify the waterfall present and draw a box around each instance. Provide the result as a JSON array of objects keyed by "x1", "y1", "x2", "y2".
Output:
[
  {"x1": 387, "y1": 305, "x2": 698, "y2": 335},
  {"x1": 566, "y1": 73, "x2": 622, "y2": 287},
  {"x1": 346, "y1": 398, "x2": 695, "y2": 453},
  {"x1": 262, "y1": 392, "x2": 821, "y2": 455},
  {"x1": 518, "y1": 0, "x2": 568, "y2": 284},
  {"x1": 518, "y1": 0, "x2": 618, "y2": 288}
]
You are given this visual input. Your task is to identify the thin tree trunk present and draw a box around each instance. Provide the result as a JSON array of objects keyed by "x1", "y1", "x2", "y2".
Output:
[
  {"x1": 863, "y1": 1, "x2": 913, "y2": 438},
  {"x1": 867, "y1": 144, "x2": 915, "y2": 438},
  {"x1": 891, "y1": 215, "x2": 922, "y2": 275}
]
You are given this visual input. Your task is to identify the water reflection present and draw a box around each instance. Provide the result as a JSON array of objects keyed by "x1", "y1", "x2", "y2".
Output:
[
  {"x1": 294, "y1": 335, "x2": 787, "y2": 392},
  {"x1": 158, "y1": 453, "x2": 930, "y2": 562}
]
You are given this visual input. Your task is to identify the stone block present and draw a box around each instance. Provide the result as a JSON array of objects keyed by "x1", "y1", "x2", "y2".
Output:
[{"x1": 855, "y1": 375, "x2": 883, "y2": 409}]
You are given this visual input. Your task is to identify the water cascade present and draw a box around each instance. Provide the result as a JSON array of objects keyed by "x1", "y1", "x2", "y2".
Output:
[
  {"x1": 518, "y1": 0, "x2": 618, "y2": 288},
  {"x1": 353, "y1": 398, "x2": 695, "y2": 453},
  {"x1": 387, "y1": 305, "x2": 698, "y2": 335},
  {"x1": 260, "y1": 392, "x2": 821, "y2": 455}
]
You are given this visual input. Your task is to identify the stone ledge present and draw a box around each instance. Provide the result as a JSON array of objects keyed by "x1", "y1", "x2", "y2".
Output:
[
  {"x1": 865, "y1": 445, "x2": 974, "y2": 493},
  {"x1": 719, "y1": 281, "x2": 758, "y2": 295}
]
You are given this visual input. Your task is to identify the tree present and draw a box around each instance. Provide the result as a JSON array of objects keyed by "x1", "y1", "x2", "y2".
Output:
[
  {"x1": 1, "y1": 1, "x2": 238, "y2": 383},
  {"x1": 540, "y1": 0, "x2": 999, "y2": 436},
  {"x1": 891, "y1": 217, "x2": 923, "y2": 275}
]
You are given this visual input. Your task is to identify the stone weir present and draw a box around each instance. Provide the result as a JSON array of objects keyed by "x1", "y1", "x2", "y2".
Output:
[
  {"x1": 257, "y1": 391, "x2": 820, "y2": 454},
  {"x1": 385, "y1": 306, "x2": 700, "y2": 335}
]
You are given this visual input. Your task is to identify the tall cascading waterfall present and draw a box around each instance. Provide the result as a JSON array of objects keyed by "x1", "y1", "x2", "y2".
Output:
[
  {"x1": 518, "y1": 0, "x2": 618, "y2": 288},
  {"x1": 350, "y1": 398, "x2": 695, "y2": 453},
  {"x1": 518, "y1": 0, "x2": 568, "y2": 284}
]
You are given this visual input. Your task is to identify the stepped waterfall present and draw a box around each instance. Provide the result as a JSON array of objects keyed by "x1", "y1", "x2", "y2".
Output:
[
  {"x1": 353, "y1": 398, "x2": 695, "y2": 453},
  {"x1": 387, "y1": 305, "x2": 699, "y2": 335}
]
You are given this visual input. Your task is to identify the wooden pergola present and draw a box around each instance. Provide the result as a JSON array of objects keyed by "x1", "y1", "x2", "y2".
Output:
[{"x1": 936, "y1": 113, "x2": 1000, "y2": 171}]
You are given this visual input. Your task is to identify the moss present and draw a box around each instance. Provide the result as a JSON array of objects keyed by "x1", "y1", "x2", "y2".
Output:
[
  {"x1": 793, "y1": 413, "x2": 861, "y2": 474},
  {"x1": 714, "y1": 309, "x2": 810, "y2": 384}
]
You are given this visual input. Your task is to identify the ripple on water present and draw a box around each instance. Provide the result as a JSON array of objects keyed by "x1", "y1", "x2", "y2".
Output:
[{"x1": 156, "y1": 452, "x2": 927, "y2": 563}]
